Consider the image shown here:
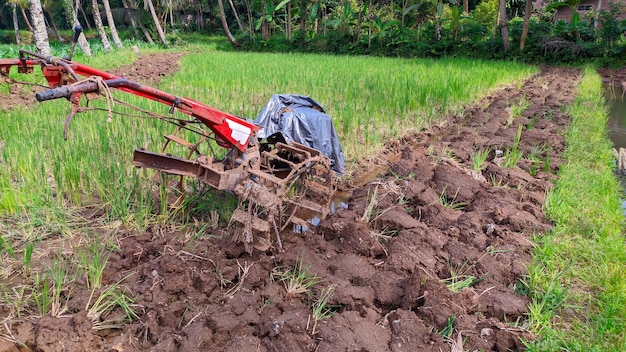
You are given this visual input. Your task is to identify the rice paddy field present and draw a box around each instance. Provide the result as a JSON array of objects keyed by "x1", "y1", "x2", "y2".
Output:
[
  {"x1": 1, "y1": 42, "x2": 624, "y2": 352},
  {"x1": 0, "y1": 44, "x2": 535, "y2": 221}
]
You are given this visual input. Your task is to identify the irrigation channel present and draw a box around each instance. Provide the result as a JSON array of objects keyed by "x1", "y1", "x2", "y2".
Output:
[{"x1": 605, "y1": 82, "x2": 626, "y2": 212}]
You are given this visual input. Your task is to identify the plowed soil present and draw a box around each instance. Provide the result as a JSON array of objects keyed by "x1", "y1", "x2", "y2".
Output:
[{"x1": 1, "y1": 53, "x2": 622, "y2": 352}]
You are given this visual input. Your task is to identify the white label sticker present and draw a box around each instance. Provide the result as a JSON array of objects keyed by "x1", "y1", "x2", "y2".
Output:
[{"x1": 225, "y1": 118, "x2": 253, "y2": 145}]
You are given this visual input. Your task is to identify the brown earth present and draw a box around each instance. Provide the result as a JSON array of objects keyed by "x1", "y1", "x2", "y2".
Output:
[{"x1": 1, "y1": 54, "x2": 622, "y2": 352}]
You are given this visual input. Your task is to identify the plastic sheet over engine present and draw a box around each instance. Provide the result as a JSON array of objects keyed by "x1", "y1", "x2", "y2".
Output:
[{"x1": 254, "y1": 94, "x2": 345, "y2": 175}]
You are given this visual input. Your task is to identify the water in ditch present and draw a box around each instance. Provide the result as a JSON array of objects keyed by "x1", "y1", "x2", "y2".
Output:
[
  {"x1": 607, "y1": 84, "x2": 626, "y2": 149},
  {"x1": 605, "y1": 82, "x2": 626, "y2": 213}
]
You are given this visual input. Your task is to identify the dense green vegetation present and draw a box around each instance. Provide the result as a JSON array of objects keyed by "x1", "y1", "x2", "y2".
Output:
[{"x1": 0, "y1": 0, "x2": 624, "y2": 65}]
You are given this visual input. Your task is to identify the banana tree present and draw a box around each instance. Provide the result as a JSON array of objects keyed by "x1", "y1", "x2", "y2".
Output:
[
  {"x1": 448, "y1": 0, "x2": 463, "y2": 40},
  {"x1": 369, "y1": 17, "x2": 398, "y2": 49},
  {"x1": 7, "y1": 0, "x2": 21, "y2": 44},
  {"x1": 325, "y1": 1, "x2": 359, "y2": 36},
  {"x1": 546, "y1": 0, "x2": 583, "y2": 24},
  {"x1": 256, "y1": 0, "x2": 291, "y2": 40}
]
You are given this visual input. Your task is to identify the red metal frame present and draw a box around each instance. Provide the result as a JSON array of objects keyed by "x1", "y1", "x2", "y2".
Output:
[{"x1": 0, "y1": 55, "x2": 259, "y2": 152}]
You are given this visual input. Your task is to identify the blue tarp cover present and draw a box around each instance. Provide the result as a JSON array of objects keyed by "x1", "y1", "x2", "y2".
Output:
[{"x1": 254, "y1": 94, "x2": 345, "y2": 175}]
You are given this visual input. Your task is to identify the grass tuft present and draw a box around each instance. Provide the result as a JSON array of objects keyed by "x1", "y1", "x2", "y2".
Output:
[{"x1": 274, "y1": 259, "x2": 321, "y2": 298}]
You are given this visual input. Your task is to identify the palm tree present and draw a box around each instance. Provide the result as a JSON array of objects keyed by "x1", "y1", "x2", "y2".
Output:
[
  {"x1": 143, "y1": 0, "x2": 168, "y2": 47},
  {"x1": 520, "y1": 0, "x2": 533, "y2": 51},
  {"x1": 62, "y1": 0, "x2": 92, "y2": 56},
  {"x1": 92, "y1": 0, "x2": 113, "y2": 51},
  {"x1": 43, "y1": 0, "x2": 66, "y2": 43},
  {"x1": 122, "y1": 0, "x2": 154, "y2": 44},
  {"x1": 8, "y1": 0, "x2": 21, "y2": 44},
  {"x1": 499, "y1": 0, "x2": 510, "y2": 50},
  {"x1": 17, "y1": 0, "x2": 34, "y2": 32},
  {"x1": 102, "y1": 0, "x2": 123, "y2": 48},
  {"x1": 28, "y1": 0, "x2": 51, "y2": 56},
  {"x1": 217, "y1": 0, "x2": 238, "y2": 46}
]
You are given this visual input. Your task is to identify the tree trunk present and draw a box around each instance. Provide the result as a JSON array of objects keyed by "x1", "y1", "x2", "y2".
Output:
[
  {"x1": 145, "y1": 0, "x2": 168, "y2": 47},
  {"x1": 124, "y1": 0, "x2": 154, "y2": 44},
  {"x1": 20, "y1": 5, "x2": 34, "y2": 32},
  {"x1": 28, "y1": 0, "x2": 51, "y2": 56},
  {"x1": 262, "y1": 0, "x2": 269, "y2": 40},
  {"x1": 63, "y1": 0, "x2": 92, "y2": 56},
  {"x1": 12, "y1": 3, "x2": 20, "y2": 45},
  {"x1": 594, "y1": 0, "x2": 602, "y2": 29},
  {"x1": 229, "y1": 0, "x2": 244, "y2": 32},
  {"x1": 78, "y1": 0, "x2": 92, "y2": 29},
  {"x1": 92, "y1": 0, "x2": 113, "y2": 52},
  {"x1": 499, "y1": 0, "x2": 510, "y2": 50},
  {"x1": 217, "y1": 0, "x2": 239, "y2": 46},
  {"x1": 243, "y1": 0, "x2": 253, "y2": 40},
  {"x1": 355, "y1": 0, "x2": 363, "y2": 43},
  {"x1": 299, "y1": 0, "x2": 306, "y2": 34},
  {"x1": 121, "y1": 0, "x2": 140, "y2": 39},
  {"x1": 102, "y1": 0, "x2": 123, "y2": 48},
  {"x1": 520, "y1": 0, "x2": 532, "y2": 51},
  {"x1": 286, "y1": 2, "x2": 292, "y2": 40},
  {"x1": 195, "y1": 0, "x2": 204, "y2": 30},
  {"x1": 463, "y1": 0, "x2": 469, "y2": 14},
  {"x1": 44, "y1": 7, "x2": 66, "y2": 43}
]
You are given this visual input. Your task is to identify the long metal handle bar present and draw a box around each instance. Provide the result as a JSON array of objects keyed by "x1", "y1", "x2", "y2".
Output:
[{"x1": 10, "y1": 50, "x2": 259, "y2": 152}]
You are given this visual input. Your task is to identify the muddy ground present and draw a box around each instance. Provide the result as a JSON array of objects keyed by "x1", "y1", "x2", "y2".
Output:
[{"x1": 1, "y1": 53, "x2": 623, "y2": 351}]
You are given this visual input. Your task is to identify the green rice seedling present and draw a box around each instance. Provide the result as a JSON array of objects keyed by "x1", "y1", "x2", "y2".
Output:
[
  {"x1": 506, "y1": 95, "x2": 530, "y2": 127},
  {"x1": 470, "y1": 148, "x2": 490, "y2": 171},
  {"x1": 0, "y1": 235, "x2": 15, "y2": 256},
  {"x1": 488, "y1": 174, "x2": 507, "y2": 188},
  {"x1": 527, "y1": 143, "x2": 549, "y2": 176},
  {"x1": 2, "y1": 286, "x2": 30, "y2": 319},
  {"x1": 542, "y1": 154, "x2": 551, "y2": 173},
  {"x1": 47, "y1": 253, "x2": 71, "y2": 316},
  {"x1": 437, "y1": 315, "x2": 456, "y2": 338},
  {"x1": 442, "y1": 256, "x2": 489, "y2": 293},
  {"x1": 86, "y1": 282, "x2": 138, "y2": 330},
  {"x1": 525, "y1": 261, "x2": 571, "y2": 335},
  {"x1": 78, "y1": 240, "x2": 110, "y2": 289},
  {"x1": 32, "y1": 272, "x2": 51, "y2": 316},
  {"x1": 527, "y1": 115, "x2": 539, "y2": 129},
  {"x1": 310, "y1": 284, "x2": 337, "y2": 334},
  {"x1": 503, "y1": 125, "x2": 524, "y2": 168},
  {"x1": 528, "y1": 143, "x2": 549, "y2": 162},
  {"x1": 438, "y1": 187, "x2": 467, "y2": 211},
  {"x1": 274, "y1": 259, "x2": 321, "y2": 298},
  {"x1": 22, "y1": 241, "x2": 34, "y2": 276},
  {"x1": 361, "y1": 186, "x2": 379, "y2": 222}
]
